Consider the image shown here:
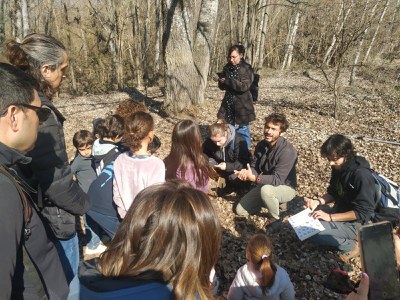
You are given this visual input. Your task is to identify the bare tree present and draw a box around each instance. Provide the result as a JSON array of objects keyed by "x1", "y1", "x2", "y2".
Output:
[
  {"x1": 363, "y1": 0, "x2": 391, "y2": 63},
  {"x1": 162, "y1": 0, "x2": 219, "y2": 114},
  {"x1": 281, "y1": 3, "x2": 301, "y2": 70},
  {"x1": 0, "y1": 0, "x2": 5, "y2": 47}
]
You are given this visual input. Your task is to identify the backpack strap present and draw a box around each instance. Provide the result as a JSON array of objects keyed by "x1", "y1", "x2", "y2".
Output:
[{"x1": 0, "y1": 165, "x2": 48, "y2": 299}]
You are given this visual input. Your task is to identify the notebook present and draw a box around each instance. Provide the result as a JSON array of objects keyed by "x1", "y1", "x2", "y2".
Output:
[{"x1": 288, "y1": 208, "x2": 325, "y2": 241}]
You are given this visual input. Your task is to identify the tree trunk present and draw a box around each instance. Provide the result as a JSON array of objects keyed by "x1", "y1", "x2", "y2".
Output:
[
  {"x1": 62, "y1": 2, "x2": 77, "y2": 92},
  {"x1": 282, "y1": 8, "x2": 300, "y2": 70},
  {"x1": 0, "y1": 0, "x2": 5, "y2": 47},
  {"x1": 349, "y1": 0, "x2": 376, "y2": 85},
  {"x1": 153, "y1": 0, "x2": 162, "y2": 78},
  {"x1": 363, "y1": 0, "x2": 391, "y2": 63},
  {"x1": 131, "y1": 1, "x2": 143, "y2": 87},
  {"x1": 228, "y1": 0, "x2": 234, "y2": 44},
  {"x1": 21, "y1": 0, "x2": 29, "y2": 36},
  {"x1": 323, "y1": 0, "x2": 354, "y2": 66},
  {"x1": 254, "y1": 0, "x2": 269, "y2": 72},
  {"x1": 163, "y1": 0, "x2": 219, "y2": 114}
]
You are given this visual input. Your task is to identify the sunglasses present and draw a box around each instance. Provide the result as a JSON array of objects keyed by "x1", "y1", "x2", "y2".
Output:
[{"x1": 19, "y1": 104, "x2": 52, "y2": 123}]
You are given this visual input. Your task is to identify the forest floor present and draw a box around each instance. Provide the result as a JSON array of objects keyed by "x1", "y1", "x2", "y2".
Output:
[{"x1": 56, "y1": 66, "x2": 400, "y2": 299}]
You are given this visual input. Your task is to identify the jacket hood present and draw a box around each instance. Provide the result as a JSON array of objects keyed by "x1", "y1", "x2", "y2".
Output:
[
  {"x1": 342, "y1": 156, "x2": 370, "y2": 173},
  {"x1": 224, "y1": 124, "x2": 236, "y2": 147}
]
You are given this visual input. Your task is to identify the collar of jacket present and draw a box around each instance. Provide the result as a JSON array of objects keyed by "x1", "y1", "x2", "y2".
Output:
[{"x1": 0, "y1": 141, "x2": 32, "y2": 167}]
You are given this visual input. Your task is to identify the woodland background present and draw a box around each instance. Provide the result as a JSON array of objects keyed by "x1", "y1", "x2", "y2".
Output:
[{"x1": 0, "y1": 0, "x2": 399, "y2": 117}]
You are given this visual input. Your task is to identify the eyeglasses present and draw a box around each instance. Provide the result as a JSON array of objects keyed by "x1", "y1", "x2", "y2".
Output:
[
  {"x1": 0, "y1": 103, "x2": 51, "y2": 123},
  {"x1": 19, "y1": 104, "x2": 52, "y2": 123}
]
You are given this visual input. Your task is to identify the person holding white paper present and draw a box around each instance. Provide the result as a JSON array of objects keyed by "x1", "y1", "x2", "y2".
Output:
[{"x1": 304, "y1": 134, "x2": 376, "y2": 262}]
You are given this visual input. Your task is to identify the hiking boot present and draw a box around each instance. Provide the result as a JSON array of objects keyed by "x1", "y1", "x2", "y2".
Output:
[
  {"x1": 265, "y1": 217, "x2": 282, "y2": 233},
  {"x1": 339, "y1": 242, "x2": 360, "y2": 262}
]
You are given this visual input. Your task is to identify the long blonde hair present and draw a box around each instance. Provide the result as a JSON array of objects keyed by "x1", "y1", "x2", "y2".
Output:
[{"x1": 98, "y1": 180, "x2": 221, "y2": 300}]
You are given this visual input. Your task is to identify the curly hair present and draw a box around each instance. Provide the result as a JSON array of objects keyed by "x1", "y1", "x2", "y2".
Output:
[
  {"x1": 123, "y1": 111, "x2": 154, "y2": 152},
  {"x1": 264, "y1": 113, "x2": 289, "y2": 133},
  {"x1": 320, "y1": 134, "x2": 356, "y2": 161}
]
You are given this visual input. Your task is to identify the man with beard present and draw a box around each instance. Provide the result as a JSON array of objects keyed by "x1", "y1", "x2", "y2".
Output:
[
  {"x1": 235, "y1": 113, "x2": 297, "y2": 230},
  {"x1": 304, "y1": 134, "x2": 376, "y2": 262}
]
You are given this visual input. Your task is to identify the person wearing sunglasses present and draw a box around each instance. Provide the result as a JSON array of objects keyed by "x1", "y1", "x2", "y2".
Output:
[
  {"x1": 0, "y1": 63, "x2": 69, "y2": 299},
  {"x1": 5, "y1": 33, "x2": 90, "y2": 299}
]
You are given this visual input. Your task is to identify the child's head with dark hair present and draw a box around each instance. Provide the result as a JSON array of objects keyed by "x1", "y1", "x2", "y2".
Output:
[
  {"x1": 73, "y1": 130, "x2": 94, "y2": 158},
  {"x1": 264, "y1": 113, "x2": 289, "y2": 133},
  {"x1": 92, "y1": 118, "x2": 105, "y2": 139},
  {"x1": 98, "y1": 115, "x2": 124, "y2": 141},
  {"x1": 321, "y1": 134, "x2": 355, "y2": 162}
]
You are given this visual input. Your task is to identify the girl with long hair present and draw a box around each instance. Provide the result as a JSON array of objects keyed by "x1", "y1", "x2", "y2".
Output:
[
  {"x1": 164, "y1": 119, "x2": 211, "y2": 193},
  {"x1": 228, "y1": 233, "x2": 295, "y2": 300},
  {"x1": 113, "y1": 111, "x2": 165, "y2": 218},
  {"x1": 80, "y1": 180, "x2": 221, "y2": 300}
]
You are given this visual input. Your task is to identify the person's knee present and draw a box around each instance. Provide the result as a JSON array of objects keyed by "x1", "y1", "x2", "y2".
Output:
[{"x1": 235, "y1": 203, "x2": 249, "y2": 216}]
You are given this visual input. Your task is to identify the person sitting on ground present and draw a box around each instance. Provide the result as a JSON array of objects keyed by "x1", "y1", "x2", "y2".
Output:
[
  {"x1": 92, "y1": 114, "x2": 125, "y2": 174},
  {"x1": 304, "y1": 134, "x2": 376, "y2": 262},
  {"x1": 0, "y1": 63, "x2": 68, "y2": 299},
  {"x1": 227, "y1": 233, "x2": 295, "y2": 300},
  {"x1": 234, "y1": 113, "x2": 297, "y2": 231},
  {"x1": 113, "y1": 111, "x2": 165, "y2": 218},
  {"x1": 164, "y1": 119, "x2": 211, "y2": 193},
  {"x1": 79, "y1": 180, "x2": 221, "y2": 300},
  {"x1": 203, "y1": 119, "x2": 252, "y2": 195}
]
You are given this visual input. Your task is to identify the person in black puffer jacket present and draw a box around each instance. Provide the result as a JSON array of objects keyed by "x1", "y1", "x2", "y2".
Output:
[
  {"x1": 5, "y1": 33, "x2": 90, "y2": 299},
  {"x1": 217, "y1": 44, "x2": 256, "y2": 150}
]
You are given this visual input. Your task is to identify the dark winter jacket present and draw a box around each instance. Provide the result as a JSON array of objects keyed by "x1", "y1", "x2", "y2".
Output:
[
  {"x1": 0, "y1": 142, "x2": 68, "y2": 299},
  {"x1": 217, "y1": 60, "x2": 256, "y2": 126},
  {"x1": 251, "y1": 137, "x2": 297, "y2": 189},
  {"x1": 203, "y1": 124, "x2": 251, "y2": 173},
  {"x1": 328, "y1": 156, "x2": 377, "y2": 223},
  {"x1": 92, "y1": 138, "x2": 127, "y2": 175},
  {"x1": 79, "y1": 259, "x2": 172, "y2": 300},
  {"x1": 22, "y1": 96, "x2": 90, "y2": 239},
  {"x1": 71, "y1": 154, "x2": 97, "y2": 193}
]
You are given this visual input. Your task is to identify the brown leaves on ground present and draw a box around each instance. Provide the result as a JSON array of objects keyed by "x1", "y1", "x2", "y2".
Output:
[{"x1": 57, "y1": 68, "x2": 400, "y2": 299}]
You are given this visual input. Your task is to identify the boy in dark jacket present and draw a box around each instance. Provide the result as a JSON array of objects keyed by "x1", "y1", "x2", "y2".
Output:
[{"x1": 304, "y1": 134, "x2": 376, "y2": 261}]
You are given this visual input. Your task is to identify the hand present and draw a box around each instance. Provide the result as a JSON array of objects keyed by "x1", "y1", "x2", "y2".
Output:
[
  {"x1": 310, "y1": 210, "x2": 331, "y2": 221},
  {"x1": 234, "y1": 164, "x2": 255, "y2": 182},
  {"x1": 219, "y1": 77, "x2": 225, "y2": 83},
  {"x1": 344, "y1": 273, "x2": 369, "y2": 300},
  {"x1": 304, "y1": 197, "x2": 319, "y2": 211},
  {"x1": 215, "y1": 162, "x2": 226, "y2": 170}
]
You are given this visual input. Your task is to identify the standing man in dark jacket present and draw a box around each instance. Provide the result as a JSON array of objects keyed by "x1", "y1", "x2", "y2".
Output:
[
  {"x1": 235, "y1": 113, "x2": 297, "y2": 230},
  {"x1": 217, "y1": 44, "x2": 256, "y2": 149},
  {"x1": 0, "y1": 63, "x2": 68, "y2": 299},
  {"x1": 305, "y1": 134, "x2": 376, "y2": 262},
  {"x1": 6, "y1": 33, "x2": 90, "y2": 299}
]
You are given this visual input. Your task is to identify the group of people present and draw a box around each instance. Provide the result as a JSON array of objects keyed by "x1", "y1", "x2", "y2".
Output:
[{"x1": 0, "y1": 32, "x2": 392, "y2": 300}]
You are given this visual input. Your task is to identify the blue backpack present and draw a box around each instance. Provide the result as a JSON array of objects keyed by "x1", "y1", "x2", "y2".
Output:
[{"x1": 370, "y1": 169, "x2": 400, "y2": 225}]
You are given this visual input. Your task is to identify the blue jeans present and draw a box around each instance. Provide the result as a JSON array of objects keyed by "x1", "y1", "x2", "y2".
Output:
[
  {"x1": 307, "y1": 221, "x2": 359, "y2": 253},
  {"x1": 56, "y1": 234, "x2": 80, "y2": 300},
  {"x1": 86, "y1": 210, "x2": 120, "y2": 239},
  {"x1": 235, "y1": 124, "x2": 252, "y2": 149},
  {"x1": 83, "y1": 214, "x2": 101, "y2": 250}
]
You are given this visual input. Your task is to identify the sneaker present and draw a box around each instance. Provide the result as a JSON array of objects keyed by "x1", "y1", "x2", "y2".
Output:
[
  {"x1": 85, "y1": 243, "x2": 107, "y2": 256},
  {"x1": 339, "y1": 242, "x2": 360, "y2": 262}
]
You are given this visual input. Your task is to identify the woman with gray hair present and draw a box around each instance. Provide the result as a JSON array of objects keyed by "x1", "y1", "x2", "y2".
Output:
[{"x1": 5, "y1": 33, "x2": 90, "y2": 299}]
